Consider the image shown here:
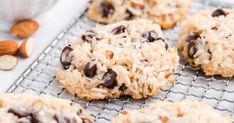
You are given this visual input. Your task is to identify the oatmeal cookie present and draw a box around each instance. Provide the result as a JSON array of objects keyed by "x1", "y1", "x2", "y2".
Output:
[
  {"x1": 87, "y1": 0, "x2": 192, "y2": 29},
  {"x1": 56, "y1": 19, "x2": 179, "y2": 100},
  {"x1": 178, "y1": 9, "x2": 234, "y2": 77},
  {"x1": 0, "y1": 94, "x2": 92, "y2": 123},
  {"x1": 112, "y1": 101, "x2": 231, "y2": 123}
]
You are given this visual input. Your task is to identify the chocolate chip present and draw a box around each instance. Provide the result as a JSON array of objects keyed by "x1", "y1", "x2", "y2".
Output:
[
  {"x1": 226, "y1": 34, "x2": 232, "y2": 39},
  {"x1": 119, "y1": 84, "x2": 127, "y2": 91},
  {"x1": 142, "y1": 31, "x2": 158, "y2": 42},
  {"x1": 212, "y1": 9, "x2": 226, "y2": 17},
  {"x1": 81, "y1": 30, "x2": 97, "y2": 42},
  {"x1": 112, "y1": 25, "x2": 126, "y2": 35},
  {"x1": 31, "y1": 114, "x2": 41, "y2": 123},
  {"x1": 126, "y1": 9, "x2": 134, "y2": 20},
  {"x1": 164, "y1": 43, "x2": 169, "y2": 50},
  {"x1": 83, "y1": 62, "x2": 97, "y2": 78},
  {"x1": 208, "y1": 49, "x2": 212, "y2": 60},
  {"x1": 102, "y1": 69, "x2": 117, "y2": 89},
  {"x1": 142, "y1": 32, "x2": 168, "y2": 49},
  {"x1": 155, "y1": 37, "x2": 168, "y2": 50},
  {"x1": 186, "y1": 34, "x2": 200, "y2": 58},
  {"x1": 31, "y1": 113, "x2": 41, "y2": 123},
  {"x1": 8, "y1": 109, "x2": 41, "y2": 123},
  {"x1": 101, "y1": 2, "x2": 115, "y2": 18},
  {"x1": 188, "y1": 40, "x2": 199, "y2": 58},
  {"x1": 186, "y1": 34, "x2": 200, "y2": 42},
  {"x1": 211, "y1": 27, "x2": 218, "y2": 30},
  {"x1": 65, "y1": 117, "x2": 77, "y2": 123},
  {"x1": 60, "y1": 46, "x2": 73, "y2": 69},
  {"x1": 77, "y1": 109, "x2": 82, "y2": 115},
  {"x1": 8, "y1": 109, "x2": 31, "y2": 118},
  {"x1": 54, "y1": 115, "x2": 76, "y2": 123},
  {"x1": 82, "y1": 118, "x2": 92, "y2": 123},
  {"x1": 54, "y1": 115, "x2": 60, "y2": 122}
]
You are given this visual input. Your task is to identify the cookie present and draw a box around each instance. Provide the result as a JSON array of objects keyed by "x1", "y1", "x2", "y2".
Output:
[
  {"x1": 178, "y1": 9, "x2": 234, "y2": 77},
  {"x1": 56, "y1": 19, "x2": 179, "y2": 100},
  {"x1": 87, "y1": 0, "x2": 192, "y2": 29},
  {"x1": 112, "y1": 101, "x2": 231, "y2": 123},
  {"x1": 0, "y1": 94, "x2": 92, "y2": 123}
]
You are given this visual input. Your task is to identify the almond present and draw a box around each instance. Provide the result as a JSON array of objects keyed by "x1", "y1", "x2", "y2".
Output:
[
  {"x1": 0, "y1": 55, "x2": 18, "y2": 71},
  {"x1": 19, "y1": 38, "x2": 34, "y2": 58},
  {"x1": 11, "y1": 19, "x2": 39, "y2": 39},
  {"x1": 0, "y1": 40, "x2": 19, "y2": 56}
]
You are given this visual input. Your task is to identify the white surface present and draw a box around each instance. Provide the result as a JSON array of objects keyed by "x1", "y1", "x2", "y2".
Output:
[{"x1": 0, "y1": 0, "x2": 88, "y2": 92}]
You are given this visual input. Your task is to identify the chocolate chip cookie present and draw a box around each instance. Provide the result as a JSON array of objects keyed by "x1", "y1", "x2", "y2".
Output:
[
  {"x1": 87, "y1": 0, "x2": 192, "y2": 29},
  {"x1": 112, "y1": 101, "x2": 231, "y2": 123},
  {"x1": 178, "y1": 9, "x2": 234, "y2": 77},
  {"x1": 56, "y1": 19, "x2": 179, "y2": 100},
  {"x1": 0, "y1": 94, "x2": 92, "y2": 123}
]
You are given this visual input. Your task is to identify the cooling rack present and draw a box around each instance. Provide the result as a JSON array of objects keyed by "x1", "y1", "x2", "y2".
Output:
[{"x1": 6, "y1": 0, "x2": 234, "y2": 122}]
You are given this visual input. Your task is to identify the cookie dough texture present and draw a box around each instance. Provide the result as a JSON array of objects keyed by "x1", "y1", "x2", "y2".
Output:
[
  {"x1": 178, "y1": 9, "x2": 234, "y2": 77},
  {"x1": 56, "y1": 19, "x2": 179, "y2": 100},
  {"x1": 112, "y1": 101, "x2": 231, "y2": 123},
  {"x1": 87, "y1": 0, "x2": 192, "y2": 29},
  {"x1": 0, "y1": 94, "x2": 92, "y2": 123}
]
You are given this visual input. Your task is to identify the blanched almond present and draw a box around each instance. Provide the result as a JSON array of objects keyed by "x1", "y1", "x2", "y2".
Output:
[
  {"x1": 0, "y1": 40, "x2": 19, "y2": 56},
  {"x1": 19, "y1": 38, "x2": 34, "y2": 58},
  {"x1": 0, "y1": 55, "x2": 18, "y2": 71}
]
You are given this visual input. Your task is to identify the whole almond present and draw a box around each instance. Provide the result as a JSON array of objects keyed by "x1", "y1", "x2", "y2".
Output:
[
  {"x1": 0, "y1": 40, "x2": 19, "y2": 56},
  {"x1": 19, "y1": 38, "x2": 34, "y2": 58},
  {"x1": 11, "y1": 19, "x2": 39, "y2": 39}
]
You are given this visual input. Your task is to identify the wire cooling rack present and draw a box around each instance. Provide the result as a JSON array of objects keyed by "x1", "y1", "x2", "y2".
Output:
[{"x1": 6, "y1": 0, "x2": 234, "y2": 122}]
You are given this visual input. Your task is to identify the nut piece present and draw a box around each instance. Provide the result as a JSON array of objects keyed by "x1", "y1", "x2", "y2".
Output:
[
  {"x1": 131, "y1": 0, "x2": 145, "y2": 9},
  {"x1": 11, "y1": 20, "x2": 39, "y2": 39},
  {"x1": 105, "y1": 50, "x2": 114, "y2": 59},
  {"x1": 19, "y1": 38, "x2": 34, "y2": 58},
  {"x1": 0, "y1": 40, "x2": 19, "y2": 56},
  {"x1": 0, "y1": 55, "x2": 18, "y2": 71}
]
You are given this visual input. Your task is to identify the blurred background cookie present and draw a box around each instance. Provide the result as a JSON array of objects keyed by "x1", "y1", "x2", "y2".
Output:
[
  {"x1": 0, "y1": 93, "x2": 92, "y2": 123},
  {"x1": 178, "y1": 9, "x2": 234, "y2": 77},
  {"x1": 88, "y1": 0, "x2": 192, "y2": 29},
  {"x1": 112, "y1": 101, "x2": 231, "y2": 123}
]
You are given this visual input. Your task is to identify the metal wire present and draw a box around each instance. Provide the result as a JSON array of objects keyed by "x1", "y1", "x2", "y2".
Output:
[{"x1": 6, "y1": 0, "x2": 234, "y2": 122}]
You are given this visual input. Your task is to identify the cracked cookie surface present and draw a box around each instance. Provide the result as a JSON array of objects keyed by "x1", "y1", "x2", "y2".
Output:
[
  {"x1": 178, "y1": 9, "x2": 234, "y2": 77},
  {"x1": 112, "y1": 101, "x2": 231, "y2": 123},
  {"x1": 0, "y1": 94, "x2": 92, "y2": 123},
  {"x1": 87, "y1": 0, "x2": 192, "y2": 29},
  {"x1": 56, "y1": 19, "x2": 179, "y2": 100}
]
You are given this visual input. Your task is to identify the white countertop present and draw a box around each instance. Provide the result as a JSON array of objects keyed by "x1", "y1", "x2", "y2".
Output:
[{"x1": 0, "y1": 0, "x2": 88, "y2": 92}]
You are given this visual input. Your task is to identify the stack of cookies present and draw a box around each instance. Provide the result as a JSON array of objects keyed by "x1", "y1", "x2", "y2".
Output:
[{"x1": 2, "y1": 0, "x2": 234, "y2": 123}]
